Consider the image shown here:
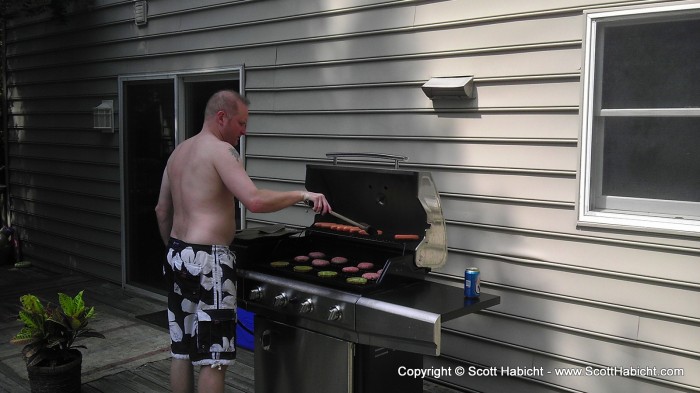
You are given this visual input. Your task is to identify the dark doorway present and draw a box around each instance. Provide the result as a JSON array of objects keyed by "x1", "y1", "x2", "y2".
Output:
[{"x1": 123, "y1": 79, "x2": 175, "y2": 293}]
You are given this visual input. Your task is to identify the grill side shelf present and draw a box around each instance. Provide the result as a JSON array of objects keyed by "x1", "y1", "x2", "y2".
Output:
[
  {"x1": 365, "y1": 281, "x2": 500, "y2": 322},
  {"x1": 356, "y1": 281, "x2": 500, "y2": 356}
]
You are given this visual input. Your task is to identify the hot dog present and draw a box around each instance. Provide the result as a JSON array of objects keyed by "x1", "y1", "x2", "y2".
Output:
[{"x1": 394, "y1": 234, "x2": 420, "y2": 241}]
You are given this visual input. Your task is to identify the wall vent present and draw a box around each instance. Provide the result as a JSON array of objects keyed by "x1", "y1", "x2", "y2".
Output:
[{"x1": 134, "y1": 1, "x2": 148, "y2": 26}]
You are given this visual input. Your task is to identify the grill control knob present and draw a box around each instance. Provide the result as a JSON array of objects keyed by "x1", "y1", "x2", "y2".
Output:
[
  {"x1": 328, "y1": 306, "x2": 342, "y2": 321},
  {"x1": 249, "y1": 287, "x2": 264, "y2": 301},
  {"x1": 273, "y1": 293, "x2": 288, "y2": 308},
  {"x1": 299, "y1": 299, "x2": 314, "y2": 313}
]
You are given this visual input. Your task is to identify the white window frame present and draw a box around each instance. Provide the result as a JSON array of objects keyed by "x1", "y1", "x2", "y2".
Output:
[{"x1": 578, "y1": 1, "x2": 700, "y2": 235}]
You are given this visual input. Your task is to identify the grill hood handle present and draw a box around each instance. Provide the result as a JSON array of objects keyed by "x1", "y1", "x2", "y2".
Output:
[{"x1": 326, "y1": 152, "x2": 407, "y2": 169}]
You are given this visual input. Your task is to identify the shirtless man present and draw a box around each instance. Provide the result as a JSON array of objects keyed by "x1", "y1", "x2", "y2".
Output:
[{"x1": 155, "y1": 90, "x2": 331, "y2": 393}]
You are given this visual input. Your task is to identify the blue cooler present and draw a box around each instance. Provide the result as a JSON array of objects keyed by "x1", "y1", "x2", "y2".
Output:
[{"x1": 236, "y1": 308, "x2": 254, "y2": 351}]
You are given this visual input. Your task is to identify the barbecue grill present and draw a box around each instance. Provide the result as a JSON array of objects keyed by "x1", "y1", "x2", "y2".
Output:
[{"x1": 234, "y1": 153, "x2": 500, "y2": 393}]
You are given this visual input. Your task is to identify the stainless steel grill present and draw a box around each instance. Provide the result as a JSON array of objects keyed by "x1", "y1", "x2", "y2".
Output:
[{"x1": 234, "y1": 153, "x2": 500, "y2": 393}]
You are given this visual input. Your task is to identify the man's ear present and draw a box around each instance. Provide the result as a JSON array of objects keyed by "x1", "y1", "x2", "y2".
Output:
[{"x1": 216, "y1": 110, "x2": 226, "y2": 124}]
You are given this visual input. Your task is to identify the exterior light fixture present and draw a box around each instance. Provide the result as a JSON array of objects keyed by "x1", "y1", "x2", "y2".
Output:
[
  {"x1": 421, "y1": 76, "x2": 475, "y2": 100},
  {"x1": 134, "y1": 1, "x2": 148, "y2": 26},
  {"x1": 93, "y1": 100, "x2": 114, "y2": 133}
]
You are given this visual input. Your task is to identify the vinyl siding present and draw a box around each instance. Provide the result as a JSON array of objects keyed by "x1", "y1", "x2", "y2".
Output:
[{"x1": 5, "y1": 0, "x2": 699, "y2": 392}]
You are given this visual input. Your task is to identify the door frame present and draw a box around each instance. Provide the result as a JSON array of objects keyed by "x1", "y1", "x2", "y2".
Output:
[{"x1": 118, "y1": 66, "x2": 245, "y2": 291}]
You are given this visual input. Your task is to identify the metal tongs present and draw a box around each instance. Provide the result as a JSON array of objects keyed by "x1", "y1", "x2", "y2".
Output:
[
  {"x1": 305, "y1": 200, "x2": 378, "y2": 235},
  {"x1": 328, "y1": 210, "x2": 378, "y2": 236}
]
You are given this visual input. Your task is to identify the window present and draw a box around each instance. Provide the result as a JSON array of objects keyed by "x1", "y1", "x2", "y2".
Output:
[{"x1": 578, "y1": 3, "x2": 700, "y2": 235}]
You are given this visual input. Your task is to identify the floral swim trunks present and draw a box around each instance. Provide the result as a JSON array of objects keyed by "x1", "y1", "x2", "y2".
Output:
[{"x1": 163, "y1": 238, "x2": 237, "y2": 367}]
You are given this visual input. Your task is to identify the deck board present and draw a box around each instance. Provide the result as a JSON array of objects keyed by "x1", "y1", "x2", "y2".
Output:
[{"x1": 0, "y1": 265, "x2": 464, "y2": 392}]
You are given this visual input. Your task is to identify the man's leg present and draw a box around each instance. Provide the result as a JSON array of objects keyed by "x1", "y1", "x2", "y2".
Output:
[
  {"x1": 171, "y1": 358, "x2": 194, "y2": 393},
  {"x1": 198, "y1": 365, "x2": 228, "y2": 393}
]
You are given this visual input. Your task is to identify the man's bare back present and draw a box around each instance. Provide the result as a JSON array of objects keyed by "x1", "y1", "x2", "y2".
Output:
[{"x1": 162, "y1": 132, "x2": 239, "y2": 245}]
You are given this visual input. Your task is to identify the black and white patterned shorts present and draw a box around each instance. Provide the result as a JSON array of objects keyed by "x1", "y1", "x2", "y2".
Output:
[{"x1": 164, "y1": 238, "x2": 237, "y2": 367}]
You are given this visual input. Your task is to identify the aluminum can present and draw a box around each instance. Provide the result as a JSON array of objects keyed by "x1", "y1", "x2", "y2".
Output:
[{"x1": 464, "y1": 267, "x2": 480, "y2": 298}]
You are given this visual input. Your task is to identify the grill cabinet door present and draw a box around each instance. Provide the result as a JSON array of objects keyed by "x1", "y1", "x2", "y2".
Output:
[{"x1": 255, "y1": 316, "x2": 353, "y2": 393}]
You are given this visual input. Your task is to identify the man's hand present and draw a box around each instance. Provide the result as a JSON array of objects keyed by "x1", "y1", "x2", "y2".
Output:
[{"x1": 303, "y1": 192, "x2": 332, "y2": 215}]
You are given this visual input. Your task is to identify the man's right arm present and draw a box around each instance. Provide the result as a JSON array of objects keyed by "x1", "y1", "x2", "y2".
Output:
[{"x1": 155, "y1": 168, "x2": 174, "y2": 245}]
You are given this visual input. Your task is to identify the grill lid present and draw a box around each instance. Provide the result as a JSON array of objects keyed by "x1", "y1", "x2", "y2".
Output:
[{"x1": 305, "y1": 161, "x2": 447, "y2": 269}]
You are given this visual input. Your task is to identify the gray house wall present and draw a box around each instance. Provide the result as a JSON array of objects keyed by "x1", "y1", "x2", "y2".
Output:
[{"x1": 4, "y1": 0, "x2": 699, "y2": 392}]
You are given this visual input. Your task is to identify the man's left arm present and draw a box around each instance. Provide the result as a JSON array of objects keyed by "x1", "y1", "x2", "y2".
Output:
[{"x1": 215, "y1": 144, "x2": 331, "y2": 214}]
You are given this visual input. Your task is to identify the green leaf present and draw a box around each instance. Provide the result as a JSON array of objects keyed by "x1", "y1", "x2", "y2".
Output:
[
  {"x1": 18, "y1": 310, "x2": 41, "y2": 329},
  {"x1": 10, "y1": 328, "x2": 39, "y2": 346},
  {"x1": 20, "y1": 294, "x2": 44, "y2": 315},
  {"x1": 74, "y1": 291, "x2": 85, "y2": 313},
  {"x1": 58, "y1": 292, "x2": 75, "y2": 316}
]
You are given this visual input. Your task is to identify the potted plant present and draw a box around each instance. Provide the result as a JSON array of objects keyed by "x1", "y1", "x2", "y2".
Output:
[{"x1": 10, "y1": 290, "x2": 105, "y2": 393}]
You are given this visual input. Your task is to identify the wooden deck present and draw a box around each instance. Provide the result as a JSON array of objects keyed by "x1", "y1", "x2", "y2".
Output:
[
  {"x1": 0, "y1": 264, "x2": 463, "y2": 392},
  {"x1": 81, "y1": 351, "x2": 255, "y2": 393}
]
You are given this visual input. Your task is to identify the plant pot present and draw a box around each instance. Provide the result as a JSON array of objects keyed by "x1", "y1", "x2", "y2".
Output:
[{"x1": 26, "y1": 349, "x2": 82, "y2": 393}]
